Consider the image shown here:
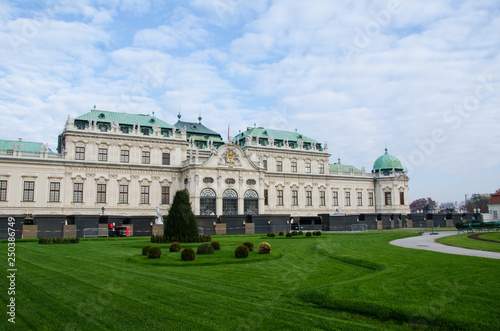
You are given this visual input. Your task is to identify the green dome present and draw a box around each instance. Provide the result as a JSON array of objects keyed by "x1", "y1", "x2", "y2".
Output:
[{"x1": 373, "y1": 148, "x2": 403, "y2": 172}]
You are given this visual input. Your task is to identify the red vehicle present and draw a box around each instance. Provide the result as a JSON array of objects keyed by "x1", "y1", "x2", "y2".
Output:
[{"x1": 108, "y1": 223, "x2": 130, "y2": 237}]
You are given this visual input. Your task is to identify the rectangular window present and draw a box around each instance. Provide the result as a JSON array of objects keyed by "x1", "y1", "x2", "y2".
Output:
[
  {"x1": 369, "y1": 192, "x2": 374, "y2": 206},
  {"x1": 0, "y1": 180, "x2": 7, "y2": 201},
  {"x1": 264, "y1": 189, "x2": 269, "y2": 205},
  {"x1": 305, "y1": 162, "x2": 311, "y2": 173},
  {"x1": 345, "y1": 192, "x2": 351, "y2": 206},
  {"x1": 73, "y1": 183, "x2": 83, "y2": 203},
  {"x1": 292, "y1": 190, "x2": 298, "y2": 206},
  {"x1": 162, "y1": 153, "x2": 171, "y2": 165},
  {"x1": 97, "y1": 184, "x2": 106, "y2": 203},
  {"x1": 49, "y1": 182, "x2": 60, "y2": 202},
  {"x1": 263, "y1": 160, "x2": 267, "y2": 170},
  {"x1": 276, "y1": 160, "x2": 282, "y2": 172},
  {"x1": 320, "y1": 191, "x2": 325, "y2": 206},
  {"x1": 277, "y1": 190, "x2": 283, "y2": 206},
  {"x1": 120, "y1": 150, "x2": 129, "y2": 163},
  {"x1": 332, "y1": 191, "x2": 338, "y2": 206},
  {"x1": 494, "y1": 210, "x2": 498, "y2": 220},
  {"x1": 161, "y1": 186, "x2": 170, "y2": 204},
  {"x1": 400, "y1": 192, "x2": 405, "y2": 205},
  {"x1": 141, "y1": 186, "x2": 149, "y2": 204},
  {"x1": 385, "y1": 192, "x2": 392, "y2": 206},
  {"x1": 319, "y1": 164, "x2": 325, "y2": 174},
  {"x1": 142, "y1": 151, "x2": 150, "y2": 164},
  {"x1": 357, "y1": 192, "x2": 362, "y2": 206},
  {"x1": 23, "y1": 181, "x2": 35, "y2": 202},
  {"x1": 98, "y1": 148, "x2": 108, "y2": 162},
  {"x1": 75, "y1": 147, "x2": 85, "y2": 160},
  {"x1": 306, "y1": 191, "x2": 312, "y2": 206},
  {"x1": 119, "y1": 185, "x2": 128, "y2": 204},
  {"x1": 291, "y1": 161, "x2": 297, "y2": 173}
]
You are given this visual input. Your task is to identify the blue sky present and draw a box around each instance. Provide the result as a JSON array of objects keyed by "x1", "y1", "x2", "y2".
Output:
[{"x1": 0, "y1": 0, "x2": 499, "y2": 205}]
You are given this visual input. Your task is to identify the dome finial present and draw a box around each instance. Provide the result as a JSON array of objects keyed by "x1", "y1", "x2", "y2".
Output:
[{"x1": 177, "y1": 111, "x2": 181, "y2": 120}]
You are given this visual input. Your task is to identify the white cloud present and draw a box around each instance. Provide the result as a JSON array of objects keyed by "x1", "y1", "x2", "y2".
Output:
[{"x1": 0, "y1": 0, "x2": 498, "y2": 203}]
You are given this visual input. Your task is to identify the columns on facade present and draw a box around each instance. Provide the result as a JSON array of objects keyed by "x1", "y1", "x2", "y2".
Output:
[
  {"x1": 216, "y1": 196, "x2": 222, "y2": 217},
  {"x1": 238, "y1": 196, "x2": 244, "y2": 215}
]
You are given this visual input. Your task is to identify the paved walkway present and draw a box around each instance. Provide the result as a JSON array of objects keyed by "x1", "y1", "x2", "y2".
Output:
[{"x1": 390, "y1": 231, "x2": 500, "y2": 260}]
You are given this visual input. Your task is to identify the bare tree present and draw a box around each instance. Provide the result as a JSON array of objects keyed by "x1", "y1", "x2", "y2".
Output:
[{"x1": 410, "y1": 197, "x2": 437, "y2": 213}]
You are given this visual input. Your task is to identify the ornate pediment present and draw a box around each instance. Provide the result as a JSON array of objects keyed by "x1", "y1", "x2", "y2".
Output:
[
  {"x1": 218, "y1": 147, "x2": 242, "y2": 167},
  {"x1": 396, "y1": 173, "x2": 410, "y2": 181}
]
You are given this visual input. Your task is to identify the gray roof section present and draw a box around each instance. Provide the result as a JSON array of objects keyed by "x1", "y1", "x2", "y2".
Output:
[{"x1": 174, "y1": 120, "x2": 222, "y2": 137}]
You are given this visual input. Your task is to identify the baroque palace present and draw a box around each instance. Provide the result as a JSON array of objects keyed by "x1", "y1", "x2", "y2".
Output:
[{"x1": 0, "y1": 108, "x2": 410, "y2": 236}]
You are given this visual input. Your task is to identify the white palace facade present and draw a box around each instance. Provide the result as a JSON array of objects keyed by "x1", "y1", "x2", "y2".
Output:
[{"x1": 0, "y1": 109, "x2": 410, "y2": 220}]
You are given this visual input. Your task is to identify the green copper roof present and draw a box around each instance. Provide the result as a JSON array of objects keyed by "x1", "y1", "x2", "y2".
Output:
[
  {"x1": 75, "y1": 109, "x2": 173, "y2": 129},
  {"x1": 329, "y1": 162, "x2": 362, "y2": 174},
  {"x1": 234, "y1": 127, "x2": 322, "y2": 150},
  {"x1": 0, "y1": 140, "x2": 55, "y2": 153},
  {"x1": 373, "y1": 148, "x2": 403, "y2": 171}
]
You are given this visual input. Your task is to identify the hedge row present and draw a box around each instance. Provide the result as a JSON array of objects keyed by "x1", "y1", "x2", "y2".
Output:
[
  {"x1": 269, "y1": 231, "x2": 322, "y2": 237},
  {"x1": 151, "y1": 234, "x2": 212, "y2": 244},
  {"x1": 39, "y1": 238, "x2": 79, "y2": 244}
]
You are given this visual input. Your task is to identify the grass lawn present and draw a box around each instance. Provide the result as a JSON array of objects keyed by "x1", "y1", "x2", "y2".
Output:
[
  {"x1": 436, "y1": 232, "x2": 500, "y2": 253},
  {"x1": 1, "y1": 232, "x2": 499, "y2": 330}
]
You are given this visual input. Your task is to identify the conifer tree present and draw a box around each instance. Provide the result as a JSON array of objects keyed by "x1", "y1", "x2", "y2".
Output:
[{"x1": 164, "y1": 190, "x2": 199, "y2": 243}]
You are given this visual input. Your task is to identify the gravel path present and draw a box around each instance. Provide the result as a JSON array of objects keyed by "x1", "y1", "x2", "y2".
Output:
[{"x1": 390, "y1": 231, "x2": 500, "y2": 260}]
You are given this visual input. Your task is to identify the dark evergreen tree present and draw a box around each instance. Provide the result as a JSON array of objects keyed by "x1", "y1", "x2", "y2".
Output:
[{"x1": 164, "y1": 190, "x2": 199, "y2": 243}]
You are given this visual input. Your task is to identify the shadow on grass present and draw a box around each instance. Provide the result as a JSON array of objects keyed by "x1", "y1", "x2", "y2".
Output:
[{"x1": 296, "y1": 289, "x2": 471, "y2": 330}]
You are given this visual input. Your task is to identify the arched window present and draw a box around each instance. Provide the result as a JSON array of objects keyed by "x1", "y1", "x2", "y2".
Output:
[
  {"x1": 200, "y1": 188, "x2": 216, "y2": 215},
  {"x1": 244, "y1": 189, "x2": 259, "y2": 215},
  {"x1": 223, "y1": 189, "x2": 238, "y2": 215}
]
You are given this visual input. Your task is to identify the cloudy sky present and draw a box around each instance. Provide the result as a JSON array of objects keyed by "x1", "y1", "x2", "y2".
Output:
[{"x1": 0, "y1": 0, "x2": 498, "y2": 205}]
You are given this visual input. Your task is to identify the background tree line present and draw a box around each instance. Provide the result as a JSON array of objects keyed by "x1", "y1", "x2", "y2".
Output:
[{"x1": 410, "y1": 189, "x2": 499, "y2": 213}]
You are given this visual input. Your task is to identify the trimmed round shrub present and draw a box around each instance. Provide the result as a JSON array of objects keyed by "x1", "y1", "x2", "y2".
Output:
[
  {"x1": 306, "y1": 232, "x2": 312, "y2": 237},
  {"x1": 242, "y1": 242, "x2": 254, "y2": 251},
  {"x1": 279, "y1": 231, "x2": 284, "y2": 236},
  {"x1": 147, "y1": 246, "x2": 162, "y2": 259},
  {"x1": 298, "y1": 231, "x2": 303, "y2": 235},
  {"x1": 142, "y1": 245, "x2": 153, "y2": 255},
  {"x1": 235, "y1": 245, "x2": 249, "y2": 258},
  {"x1": 169, "y1": 242, "x2": 181, "y2": 252},
  {"x1": 258, "y1": 242, "x2": 271, "y2": 254},
  {"x1": 267, "y1": 232, "x2": 275, "y2": 237},
  {"x1": 292, "y1": 231, "x2": 298, "y2": 236},
  {"x1": 181, "y1": 248, "x2": 196, "y2": 261},
  {"x1": 314, "y1": 231, "x2": 322, "y2": 236},
  {"x1": 197, "y1": 243, "x2": 215, "y2": 255},
  {"x1": 200, "y1": 234, "x2": 212, "y2": 242},
  {"x1": 211, "y1": 241, "x2": 221, "y2": 250},
  {"x1": 286, "y1": 232, "x2": 292, "y2": 238}
]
